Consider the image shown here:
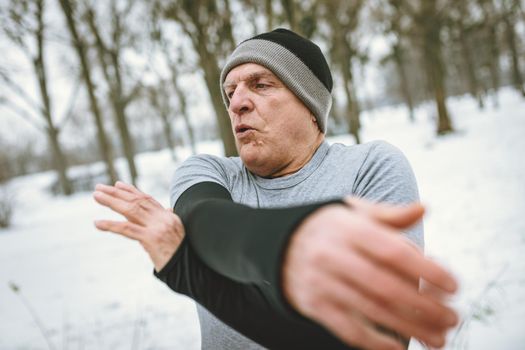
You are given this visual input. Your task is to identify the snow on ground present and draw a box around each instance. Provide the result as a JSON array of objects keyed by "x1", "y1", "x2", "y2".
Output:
[{"x1": 0, "y1": 88, "x2": 524, "y2": 349}]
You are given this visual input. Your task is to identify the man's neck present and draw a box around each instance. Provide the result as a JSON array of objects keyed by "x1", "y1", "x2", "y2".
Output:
[{"x1": 264, "y1": 136, "x2": 324, "y2": 179}]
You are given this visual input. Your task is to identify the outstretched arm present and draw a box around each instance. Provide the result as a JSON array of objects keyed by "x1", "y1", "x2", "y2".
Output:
[
  {"x1": 93, "y1": 181, "x2": 458, "y2": 350},
  {"x1": 93, "y1": 181, "x2": 351, "y2": 349}
]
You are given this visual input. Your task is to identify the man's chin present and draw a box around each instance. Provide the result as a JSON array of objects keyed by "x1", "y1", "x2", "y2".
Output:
[
  {"x1": 239, "y1": 148, "x2": 266, "y2": 172},
  {"x1": 238, "y1": 141, "x2": 262, "y2": 156},
  {"x1": 239, "y1": 151, "x2": 259, "y2": 167}
]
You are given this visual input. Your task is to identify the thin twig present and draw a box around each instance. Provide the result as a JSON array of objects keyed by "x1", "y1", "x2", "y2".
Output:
[
  {"x1": 8, "y1": 282, "x2": 57, "y2": 350},
  {"x1": 449, "y1": 263, "x2": 509, "y2": 349}
]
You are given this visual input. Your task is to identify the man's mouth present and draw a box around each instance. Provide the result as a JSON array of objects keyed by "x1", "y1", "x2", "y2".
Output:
[{"x1": 235, "y1": 125, "x2": 255, "y2": 134}]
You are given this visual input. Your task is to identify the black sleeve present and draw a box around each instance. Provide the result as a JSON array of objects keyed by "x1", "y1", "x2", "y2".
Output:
[
  {"x1": 182, "y1": 182, "x2": 345, "y2": 312},
  {"x1": 154, "y1": 181, "x2": 354, "y2": 349},
  {"x1": 160, "y1": 181, "x2": 344, "y2": 314}
]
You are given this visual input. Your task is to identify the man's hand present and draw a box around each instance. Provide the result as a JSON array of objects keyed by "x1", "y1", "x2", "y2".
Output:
[
  {"x1": 282, "y1": 199, "x2": 458, "y2": 350},
  {"x1": 93, "y1": 181, "x2": 184, "y2": 272}
]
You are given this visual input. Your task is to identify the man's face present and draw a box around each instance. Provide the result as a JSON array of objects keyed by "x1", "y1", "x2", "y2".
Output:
[{"x1": 223, "y1": 63, "x2": 322, "y2": 177}]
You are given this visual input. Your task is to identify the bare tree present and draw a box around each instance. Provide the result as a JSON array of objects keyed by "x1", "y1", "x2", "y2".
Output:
[
  {"x1": 58, "y1": 0, "x2": 118, "y2": 184},
  {"x1": 322, "y1": 0, "x2": 365, "y2": 143},
  {"x1": 479, "y1": 0, "x2": 503, "y2": 105},
  {"x1": 399, "y1": 0, "x2": 454, "y2": 135},
  {"x1": 449, "y1": 0, "x2": 486, "y2": 108},
  {"x1": 0, "y1": 0, "x2": 73, "y2": 195},
  {"x1": 265, "y1": 0, "x2": 274, "y2": 31},
  {"x1": 0, "y1": 140, "x2": 16, "y2": 228},
  {"x1": 171, "y1": 67, "x2": 197, "y2": 155},
  {"x1": 501, "y1": 0, "x2": 525, "y2": 96},
  {"x1": 0, "y1": 185, "x2": 14, "y2": 228},
  {"x1": 374, "y1": 0, "x2": 417, "y2": 121},
  {"x1": 386, "y1": 43, "x2": 416, "y2": 121},
  {"x1": 84, "y1": 2, "x2": 140, "y2": 185},
  {"x1": 147, "y1": 80, "x2": 178, "y2": 161},
  {"x1": 147, "y1": 15, "x2": 197, "y2": 155},
  {"x1": 160, "y1": 0, "x2": 238, "y2": 156},
  {"x1": 281, "y1": 0, "x2": 300, "y2": 32}
]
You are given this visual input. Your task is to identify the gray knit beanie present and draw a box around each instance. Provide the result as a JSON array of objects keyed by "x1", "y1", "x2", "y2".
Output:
[{"x1": 220, "y1": 28, "x2": 333, "y2": 133}]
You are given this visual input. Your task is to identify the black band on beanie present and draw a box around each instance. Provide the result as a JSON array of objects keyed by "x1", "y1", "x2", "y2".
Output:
[{"x1": 249, "y1": 29, "x2": 333, "y2": 92}]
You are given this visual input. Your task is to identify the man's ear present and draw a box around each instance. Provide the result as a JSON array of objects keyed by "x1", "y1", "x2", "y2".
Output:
[{"x1": 310, "y1": 113, "x2": 322, "y2": 133}]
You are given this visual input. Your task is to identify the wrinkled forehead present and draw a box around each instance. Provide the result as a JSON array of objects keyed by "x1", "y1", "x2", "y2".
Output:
[{"x1": 223, "y1": 63, "x2": 278, "y2": 90}]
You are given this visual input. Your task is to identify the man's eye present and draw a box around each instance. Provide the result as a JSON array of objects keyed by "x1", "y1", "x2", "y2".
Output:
[
  {"x1": 255, "y1": 83, "x2": 268, "y2": 89},
  {"x1": 226, "y1": 91, "x2": 234, "y2": 99}
]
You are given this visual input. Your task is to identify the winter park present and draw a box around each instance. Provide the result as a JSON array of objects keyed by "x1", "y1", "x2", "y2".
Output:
[{"x1": 1, "y1": 1, "x2": 525, "y2": 350}]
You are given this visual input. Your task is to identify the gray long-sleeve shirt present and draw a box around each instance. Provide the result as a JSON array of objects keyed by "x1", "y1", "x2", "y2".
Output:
[{"x1": 168, "y1": 140, "x2": 423, "y2": 349}]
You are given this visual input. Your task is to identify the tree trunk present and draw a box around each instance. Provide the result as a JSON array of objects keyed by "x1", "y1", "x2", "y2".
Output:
[
  {"x1": 59, "y1": 0, "x2": 118, "y2": 184},
  {"x1": 342, "y1": 66, "x2": 361, "y2": 144},
  {"x1": 164, "y1": 1, "x2": 237, "y2": 157},
  {"x1": 458, "y1": 23, "x2": 484, "y2": 108},
  {"x1": 86, "y1": 8, "x2": 138, "y2": 185},
  {"x1": 158, "y1": 97, "x2": 177, "y2": 161},
  {"x1": 160, "y1": 112, "x2": 177, "y2": 161},
  {"x1": 424, "y1": 38, "x2": 453, "y2": 134},
  {"x1": 281, "y1": 0, "x2": 299, "y2": 32},
  {"x1": 487, "y1": 26, "x2": 501, "y2": 106},
  {"x1": 503, "y1": 14, "x2": 525, "y2": 96},
  {"x1": 337, "y1": 35, "x2": 361, "y2": 142},
  {"x1": 148, "y1": 84, "x2": 177, "y2": 160},
  {"x1": 324, "y1": 0, "x2": 363, "y2": 143},
  {"x1": 34, "y1": 0, "x2": 72, "y2": 195},
  {"x1": 393, "y1": 43, "x2": 415, "y2": 121},
  {"x1": 348, "y1": 90, "x2": 361, "y2": 144},
  {"x1": 265, "y1": 0, "x2": 274, "y2": 31},
  {"x1": 420, "y1": 2, "x2": 453, "y2": 135},
  {"x1": 480, "y1": 0, "x2": 501, "y2": 106},
  {"x1": 458, "y1": 8, "x2": 484, "y2": 109},
  {"x1": 172, "y1": 74, "x2": 197, "y2": 155},
  {"x1": 154, "y1": 31, "x2": 197, "y2": 155},
  {"x1": 200, "y1": 53, "x2": 237, "y2": 156},
  {"x1": 46, "y1": 125, "x2": 72, "y2": 194},
  {"x1": 110, "y1": 50, "x2": 138, "y2": 183},
  {"x1": 341, "y1": 44, "x2": 361, "y2": 143}
]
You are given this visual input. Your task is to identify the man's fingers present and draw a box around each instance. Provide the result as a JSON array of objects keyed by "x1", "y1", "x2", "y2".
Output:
[
  {"x1": 93, "y1": 190, "x2": 133, "y2": 215},
  {"x1": 114, "y1": 181, "x2": 165, "y2": 208},
  {"x1": 94, "y1": 219, "x2": 144, "y2": 241},
  {"x1": 324, "y1": 274, "x2": 448, "y2": 348},
  {"x1": 326, "y1": 246, "x2": 457, "y2": 331},
  {"x1": 345, "y1": 197, "x2": 425, "y2": 229},
  {"x1": 420, "y1": 279, "x2": 457, "y2": 302},
  {"x1": 351, "y1": 220, "x2": 458, "y2": 294},
  {"x1": 115, "y1": 181, "x2": 143, "y2": 195},
  {"x1": 95, "y1": 183, "x2": 136, "y2": 202},
  {"x1": 322, "y1": 302, "x2": 405, "y2": 350}
]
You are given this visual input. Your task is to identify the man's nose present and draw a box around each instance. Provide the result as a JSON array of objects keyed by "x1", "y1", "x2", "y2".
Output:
[{"x1": 229, "y1": 86, "x2": 253, "y2": 115}]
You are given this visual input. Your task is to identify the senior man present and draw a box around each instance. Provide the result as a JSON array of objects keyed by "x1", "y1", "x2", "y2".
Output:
[{"x1": 94, "y1": 29, "x2": 458, "y2": 350}]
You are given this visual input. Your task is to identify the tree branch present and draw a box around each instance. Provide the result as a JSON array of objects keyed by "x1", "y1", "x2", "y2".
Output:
[
  {"x1": 0, "y1": 69, "x2": 46, "y2": 116},
  {"x1": 0, "y1": 97, "x2": 46, "y2": 133},
  {"x1": 57, "y1": 77, "x2": 81, "y2": 130}
]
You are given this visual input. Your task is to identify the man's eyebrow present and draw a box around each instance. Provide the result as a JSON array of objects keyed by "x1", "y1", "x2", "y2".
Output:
[{"x1": 223, "y1": 71, "x2": 276, "y2": 90}]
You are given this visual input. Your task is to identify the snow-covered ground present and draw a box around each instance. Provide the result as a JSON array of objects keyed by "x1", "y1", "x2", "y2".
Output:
[{"x1": 1, "y1": 88, "x2": 524, "y2": 350}]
